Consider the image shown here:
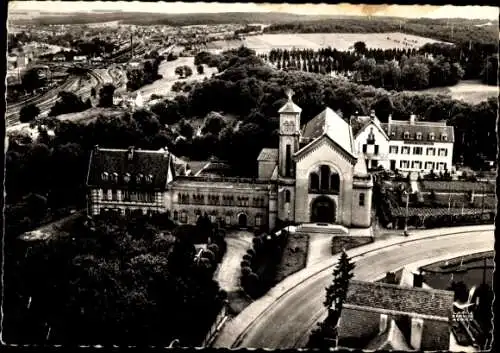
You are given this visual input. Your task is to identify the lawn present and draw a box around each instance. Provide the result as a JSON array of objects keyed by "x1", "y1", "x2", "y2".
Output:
[
  {"x1": 208, "y1": 32, "x2": 448, "y2": 54},
  {"x1": 331, "y1": 236, "x2": 373, "y2": 255},
  {"x1": 413, "y1": 80, "x2": 498, "y2": 104},
  {"x1": 274, "y1": 232, "x2": 309, "y2": 284}
]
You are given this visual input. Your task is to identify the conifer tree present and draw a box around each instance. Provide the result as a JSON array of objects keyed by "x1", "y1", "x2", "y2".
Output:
[{"x1": 307, "y1": 250, "x2": 355, "y2": 349}]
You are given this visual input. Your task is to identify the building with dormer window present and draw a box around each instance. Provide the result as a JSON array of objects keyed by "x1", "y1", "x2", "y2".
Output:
[
  {"x1": 353, "y1": 113, "x2": 454, "y2": 174},
  {"x1": 87, "y1": 90, "x2": 373, "y2": 230}
]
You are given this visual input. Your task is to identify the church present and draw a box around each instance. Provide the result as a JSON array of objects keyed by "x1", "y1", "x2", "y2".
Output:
[{"x1": 86, "y1": 90, "x2": 373, "y2": 231}]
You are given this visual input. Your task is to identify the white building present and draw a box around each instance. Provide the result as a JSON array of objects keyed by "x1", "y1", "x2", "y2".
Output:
[{"x1": 354, "y1": 112, "x2": 454, "y2": 174}]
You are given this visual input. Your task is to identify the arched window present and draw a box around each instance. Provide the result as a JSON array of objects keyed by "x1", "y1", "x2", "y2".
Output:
[
  {"x1": 309, "y1": 172, "x2": 319, "y2": 190},
  {"x1": 330, "y1": 173, "x2": 340, "y2": 192},
  {"x1": 285, "y1": 190, "x2": 291, "y2": 203},
  {"x1": 320, "y1": 165, "x2": 330, "y2": 190}
]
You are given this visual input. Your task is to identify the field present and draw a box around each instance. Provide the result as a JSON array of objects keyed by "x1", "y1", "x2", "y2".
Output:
[
  {"x1": 206, "y1": 32, "x2": 449, "y2": 53},
  {"x1": 134, "y1": 51, "x2": 218, "y2": 101},
  {"x1": 414, "y1": 80, "x2": 498, "y2": 104}
]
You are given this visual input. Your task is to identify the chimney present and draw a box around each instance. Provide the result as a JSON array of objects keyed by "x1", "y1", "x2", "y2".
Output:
[
  {"x1": 370, "y1": 110, "x2": 376, "y2": 119},
  {"x1": 410, "y1": 317, "x2": 424, "y2": 350},
  {"x1": 387, "y1": 114, "x2": 392, "y2": 135},
  {"x1": 409, "y1": 114, "x2": 416, "y2": 125},
  {"x1": 413, "y1": 272, "x2": 423, "y2": 288},
  {"x1": 127, "y1": 146, "x2": 135, "y2": 160},
  {"x1": 379, "y1": 314, "x2": 389, "y2": 333},
  {"x1": 386, "y1": 271, "x2": 397, "y2": 284}
]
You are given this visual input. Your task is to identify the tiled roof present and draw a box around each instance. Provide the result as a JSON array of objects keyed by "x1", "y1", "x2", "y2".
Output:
[
  {"x1": 87, "y1": 147, "x2": 174, "y2": 190},
  {"x1": 382, "y1": 120, "x2": 454, "y2": 143},
  {"x1": 365, "y1": 320, "x2": 411, "y2": 351},
  {"x1": 302, "y1": 108, "x2": 354, "y2": 155},
  {"x1": 278, "y1": 99, "x2": 302, "y2": 114},
  {"x1": 257, "y1": 148, "x2": 279, "y2": 162},
  {"x1": 346, "y1": 280, "x2": 454, "y2": 318}
]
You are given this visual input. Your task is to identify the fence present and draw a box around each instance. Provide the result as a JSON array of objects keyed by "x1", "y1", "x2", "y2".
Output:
[{"x1": 202, "y1": 300, "x2": 229, "y2": 347}]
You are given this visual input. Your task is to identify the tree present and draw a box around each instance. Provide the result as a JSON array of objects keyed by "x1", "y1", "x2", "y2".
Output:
[
  {"x1": 49, "y1": 91, "x2": 89, "y2": 117},
  {"x1": 19, "y1": 103, "x2": 41, "y2": 123},
  {"x1": 353, "y1": 41, "x2": 367, "y2": 54},
  {"x1": 308, "y1": 250, "x2": 355, "y2": 348},
  {"x1": 197, "y1": 65, "x2": 204, "y2": 75},
  {"x1": 98, "y1": 84, "x2": 116, "y2": 107}
]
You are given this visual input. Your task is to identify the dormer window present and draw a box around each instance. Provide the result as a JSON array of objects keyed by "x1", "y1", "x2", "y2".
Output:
[
  {"x1": 416, "y1": 132, "x2": 422, "y2": 140},
  {"x1": 136, "y1": 173, "x2": 143, "y2": 184},
  {"x1": 101, "y1": 172, "x2": 109, "y2": 181},
  {"x1": 441, "y1": 133, "x2": 448, "y2": 141},
  {"x1": 145, "y1": 174, "x2": 153, "y2": 184},
  {"x1": 429, "y1": 133, "x2": 435, "y2": 141},
  {"x1": 124, "y1": 173, "x2": 131, "y2": 183},
  {"x1": 403, "y1": 131, "x2": 410, "y2": 139},
  {"x1": 112, "y1": 172, "x2": 118, "y2": 182}
]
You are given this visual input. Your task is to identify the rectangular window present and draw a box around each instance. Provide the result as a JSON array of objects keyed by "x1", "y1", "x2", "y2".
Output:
[
  {"x1": 362, "y1": 144, "x2": 367, "y2": 153},
  {"x1": 225, "y1": 215, "x2": 231, "y2": 225},
  {"x1": 413, "y1": 147, "x2": 422, "y2": 155},
  {"x1": 359, "y1": 193, "x2": 365, "y2": 207},
  {"x1": 285, "y1": 144, "x2": 292, "y2": 177},
  {"x1": 255, "y1": 215, "x2": 262, "y2": 226},
  {"x1": 425, "y1": 162, "x2": 434, "y2": 170},
  {"x1": 402, "y1": 146, "x2": 410, "y2": 154},
  {"x1": 374, "y1": 145, "x2": 379, "y2": 155},
  {"x1": 426, "y1": 147, "x2": 435, "y2": 156},
  {"x1": 389, "y1": 146, "x2": 398, "y2": 154},
  {"x1": 438, "y1": 148, "x2": 448, "y2": 157},
  {"x1": 111, "y1": 190, "x2": 117, "y2": 201},
  {"x1": 180, "y1": 212, "x2": 187, "y2": 223}
]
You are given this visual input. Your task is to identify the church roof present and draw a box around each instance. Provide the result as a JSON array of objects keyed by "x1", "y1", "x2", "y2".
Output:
[
  {"x1": 278, "y1": 99, "x2": 302, "y2": 114},
  {"x1": 257, "y1": 148, "x2": 279, "y2": 162},
  {"x1": 353, "y1": 154, "x2": 369, "y2": 177},
  {"x1": 302, "y1": 108, "x2": 354, "y2": 155}
]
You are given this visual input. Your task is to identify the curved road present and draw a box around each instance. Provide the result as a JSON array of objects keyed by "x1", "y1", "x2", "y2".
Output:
[{"x1": 226, "y1": 229, "x2": 494, "y2": 349}]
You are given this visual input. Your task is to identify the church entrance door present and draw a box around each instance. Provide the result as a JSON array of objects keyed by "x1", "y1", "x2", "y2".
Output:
[
  {"x1": 311, "y1": 196, "x2": 336, "y2": 223},
  {"x1": 238, "y1": 213, "x2": 248, "y2": 228}
]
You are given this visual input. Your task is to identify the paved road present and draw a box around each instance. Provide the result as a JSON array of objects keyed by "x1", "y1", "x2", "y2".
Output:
[{"x1": 217, "y1": 227, "x2": 493, "y2": 349}]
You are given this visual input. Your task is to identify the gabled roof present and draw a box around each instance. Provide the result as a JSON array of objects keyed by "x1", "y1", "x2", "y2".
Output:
[
  {"x1": 295, "y1": 132, "x2": 357, "y2": 165},
  {"x1": 345, "y1": 280, "x2": 454, "y2": 318},
  {"x1": 302, "y1": 108, "x2": 354, "y2": 155},
  {"x1": 353, "y1": 116, "x2": 390, "y2": 141},
  {"x1": 87, "y1": 147, "x2": 175, "y2": 190},
  {"x1": 257, "y1": 148, "x2": 279, "y2": 162},
  {"x1": 365, "y1": 320, "x2": 412, "y2": 351}
]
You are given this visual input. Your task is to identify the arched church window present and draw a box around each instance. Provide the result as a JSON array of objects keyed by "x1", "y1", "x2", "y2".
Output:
[
  {"x1": 320, "y1": 165, "x2": 330, "y2": 190},
  {"x1": 285, "y1": 190, "x2": 291, "y2": 203},
  {"x1": 309, "y1": 172, "x2": 319, "y2": 190},
  {"x1": 330, "y1": 173, "x2": 340, "y2": 192}
]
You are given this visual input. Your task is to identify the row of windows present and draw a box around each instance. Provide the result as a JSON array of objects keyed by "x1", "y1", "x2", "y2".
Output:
[
  {"x1": 170, "y1": 210, "x2": 264, "y2": 226},
  {"x1": 389, "y1": 146, "x2": 448, "y2": 157},
  {"x1": 398, "y1": 132, "x2": 448, "y2": 141},
  {"x1": 101, "y1": 172, "x2": 154, "y2": 184},
  {"x1": 399, "y1": 160, "x2": 447, "y2": 170},
  {"x1": 309, "y1": 165, "x2": 340, "y2": 192},
  {"x1": 177, "y1": 193, "x2": 266, "y2": 207},
  {"x1": 100, "y1": 189, "x2": 156, "y2": 203},
  {"x1": 362, "y1": 144, "x2": 379, "y2": 154}
]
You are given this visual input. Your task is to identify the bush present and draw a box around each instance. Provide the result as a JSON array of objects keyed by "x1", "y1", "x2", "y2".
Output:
[
  {"x1": 241, "y1": 260, "x2": 250, "y2": 268},
  {"x1": 242, "y1": 254, "x2": 252, "y2": 262},
  {"x1": 201, "y1": 249, "x2": 216, "y2": 264},
  {"x1": 207, "y1": 243, "x2": 219, "y2": 256},
  {"x1": 241, "y1": 266, "x2": 252, "y2": 277},
  {"x1": 247, "y1": 248, "x2": 256, "y2": 257}
]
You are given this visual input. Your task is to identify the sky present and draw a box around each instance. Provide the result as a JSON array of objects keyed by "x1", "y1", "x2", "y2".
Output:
[{"x1": 9, "y1": 2, "x2": 500, "y2": 20}]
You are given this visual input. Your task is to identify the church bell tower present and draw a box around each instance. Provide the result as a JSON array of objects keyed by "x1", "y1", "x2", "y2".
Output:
[{"x1": 278, "y1": 89, "x2": 301, "y2": 178}]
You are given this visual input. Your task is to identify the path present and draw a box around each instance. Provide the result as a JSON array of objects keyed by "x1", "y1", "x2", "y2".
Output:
[
  {"x1": 215, "y1": 230, "x2": 253, "y2": 293},
  {"x1": 306, "y1": 234, "x2": 332, "y2": 267}
]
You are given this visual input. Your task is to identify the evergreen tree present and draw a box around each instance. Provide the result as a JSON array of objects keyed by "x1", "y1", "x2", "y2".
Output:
[{"x1": 308, "y1": 250, "x2": 355, "y2": 349}]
